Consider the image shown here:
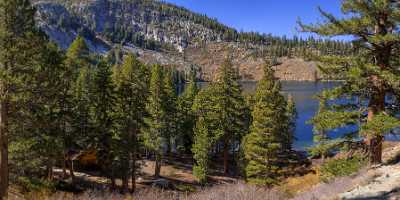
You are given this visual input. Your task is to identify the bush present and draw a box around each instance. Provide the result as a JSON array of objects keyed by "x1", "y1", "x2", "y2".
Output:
[
  {"x1": 319, "y1": 156, "x2": 366, "y2": 182},
  {"x1": 282, "y1": 172, "x2": 320, "y2": 197},
  {"x1": 17, "y1": 176, "x2": 56, "y2": 193}
]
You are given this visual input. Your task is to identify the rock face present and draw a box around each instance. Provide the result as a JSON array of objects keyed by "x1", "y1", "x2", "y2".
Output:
[
  {"x1": 32, "y1": 0, "x2": 323, "y2": 81},
  {"x1": 185, "y1": 42, "x2": 322, "y2": 81}
]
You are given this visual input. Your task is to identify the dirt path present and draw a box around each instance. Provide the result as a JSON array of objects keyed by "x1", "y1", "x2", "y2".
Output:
[{"x1": 292, "y1": 143, "x2": 400, "y2": 200}]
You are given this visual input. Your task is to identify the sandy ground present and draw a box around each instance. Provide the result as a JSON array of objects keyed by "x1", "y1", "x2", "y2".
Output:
[{"x1": 293, "y1": 142, "x2": 400, "y2": 200}]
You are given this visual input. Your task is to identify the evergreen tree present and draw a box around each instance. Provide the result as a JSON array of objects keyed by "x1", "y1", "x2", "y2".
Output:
[
  {"x1": 284, "y1": 95, "x2": 297, "y2": 151},
  {"x1": 92, "y1": 60, "x2": 116, "y2": 188},
  {"x1": 65, "y1": 36, "x2": 90, "y2": 72},
  {"x1": 214, "y1": 59, "x2": 248, "y2": 175},
  {"x1": 192, "y1": 85, "x2": 222, "y2": 183},
  {"x1": 177, "y1": 71, "x2": 198, "y2": 154},
  {"x1": 113, "y1": 53, "x2": 148, "y2": 192},
  {"x1": 70, "y1": 67, "x2": 94, "y2": 180},
  {"x1": 72, "y1": 67, "x2": 93, "y2": 142},
  {"x1": 144, "y1": 64, "x2": 166, "y2": 178},
  {"x1": 299, "y1": 0, "x2": 400, "y2": 165},
  {"x1": 29, "y1": 43, "x2": 67, "y2": 182},
  {"x1": 309, "y1": 97, "x2": 334, "y2": 160},
  {"x1": 243, "y1": 65, "x2": 288, "y2": 186},
  {"x1": 63, "y1": 36, "x2": 93, "y2": 182},
  {"x1": 0, "y1": 0, "x2": 41, "y2": 198},
  {"x1": 191, "y1": 59, "x2": 249, "y2": 180},
  {"x1": 162, "y1": 69, "x2": 178, "y2": 157},
  {"x1": 192, "y1": 117, "x2": 212, "y2": 184}
]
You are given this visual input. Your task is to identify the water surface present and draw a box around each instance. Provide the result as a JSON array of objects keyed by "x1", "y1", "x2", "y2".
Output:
[{"x1": 180, "y1": 81, "x2": 394, "y2": 150}]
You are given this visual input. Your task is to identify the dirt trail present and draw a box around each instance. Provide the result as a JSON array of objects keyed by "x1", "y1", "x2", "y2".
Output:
[{"x1": 293, "y1": 143, "x2": 400, "y2": 200}]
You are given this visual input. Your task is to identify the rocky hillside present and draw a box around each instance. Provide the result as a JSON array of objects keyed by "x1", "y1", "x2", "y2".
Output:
[{"x1": 32, "y1": 0, "x2": 351, "y2": 81}]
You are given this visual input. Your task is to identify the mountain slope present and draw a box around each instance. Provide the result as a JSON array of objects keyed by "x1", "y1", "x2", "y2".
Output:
[{"x1": 32, "y1": 0, "x2": 352, "y2": 81}]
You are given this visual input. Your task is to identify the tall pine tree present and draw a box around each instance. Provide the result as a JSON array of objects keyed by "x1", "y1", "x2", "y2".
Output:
[
  {"x1": 243, "y1": 65, "x2": 289, "y2": 185},
  {"x1": 177, "y1": 71, "x2": 198, "y2": 154},
  {"x1": 299, "y1": 0, "x2": 400, "y2": 165},
  {"x1": 192, "y1": 84, "x2": 224, "y2": 183},
  {"x1": 92, "y1": 60, "x2": 116, "y2": 188},
  {"x1": 162, "y1": 69, "x2": 178, "y2": 157},
  {"x1": 113, "y1": 53, "x2": 148, "y2": 192},
  {"x1": 0, "y1": 0, "x2": 42, "y2": 198},
  {"x1": 214, "y1": 59, "x2": 248, "y2": 175},
  {"x1": 144, "y1": 64, "x2": 166, "y2": 178}
]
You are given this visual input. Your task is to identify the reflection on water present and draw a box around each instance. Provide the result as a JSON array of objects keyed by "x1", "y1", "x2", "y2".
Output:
[{"x1": 178, "y1": 81, "x2": 397, "y2": 150}]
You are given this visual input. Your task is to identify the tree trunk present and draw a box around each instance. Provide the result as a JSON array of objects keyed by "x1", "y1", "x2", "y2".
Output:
[
  {"x1": 110, "y1": 176, "x2": 116, "y2": 191},
  {"x1": 167, "y1": 138, "x2": 172, "y2": 159},
  {"x1": 0, "y1": 100, "x2": 8, "y2": 200},
  {"x1": 368, "y1": 135, "x2": 383, "y2": 165},
  {"x1": 46, "y1": 161, "x2": 53, "y2": 181},
  {"x1": 121, "y1": 173, "x2": 129, "y2": 194},
  {"x1": 129, "y1": 124, "x2": 137, "y2": 192},
  {"x1": 131, "y1": 152, "x2": 136, "y2": 193},
  {"x1": 223, "y1": 138, "x2": 229, "y2": 175},
  {"x1": 109, "y1": 161, "x2": 116, "y2": 191},
  {"x1": 154, "y1": 153, "x2": 161, "y2": 178},
  {"x1": 68, "y1": 159, "x2": 75, "y2": 184},
  {"x1": 62, "y1": 153, "x2": 67, "y2": 179},
  {"x1": 366, "y1": 82, "x2": 385, "y2": 165}
]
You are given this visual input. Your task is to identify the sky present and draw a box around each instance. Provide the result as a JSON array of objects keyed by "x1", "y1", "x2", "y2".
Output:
[{"x1": 163, "y1": 0, "x2": 345, "y2": 38}]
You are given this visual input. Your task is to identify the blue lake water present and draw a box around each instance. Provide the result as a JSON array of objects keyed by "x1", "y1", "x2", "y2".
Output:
[{"x1": 179, "y1": 81, "x2": 398, "y2": 150}]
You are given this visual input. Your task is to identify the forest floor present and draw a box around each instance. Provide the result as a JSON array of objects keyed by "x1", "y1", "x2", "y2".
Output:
[{"x1": 9, "y1": 141, "x2": 400, "y2": 200}]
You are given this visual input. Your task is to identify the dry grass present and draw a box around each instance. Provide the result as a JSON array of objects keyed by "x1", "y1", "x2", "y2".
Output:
[
  {"x1": 281, "y1": 171, "x2": 320, "y2": 197},
  {"x1": 14, "y1": 183, "x2": 286, "y2": 200},
  {"x1": 188, "y1": 182, "x2": 287, "y2": 200}
]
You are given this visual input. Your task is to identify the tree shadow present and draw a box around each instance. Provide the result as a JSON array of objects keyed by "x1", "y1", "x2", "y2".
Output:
[
  {"x1": 384, "y1": 152, "x2": 400, "y2": 165},
  {"x1": 344, "y1": 187, "x2": 400, "y2": 200}
]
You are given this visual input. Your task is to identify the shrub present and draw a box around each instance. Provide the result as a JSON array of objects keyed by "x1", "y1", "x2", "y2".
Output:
[
  {"x1": 17, "y1": 177, "x2": 55, "y2": 193},
  {"x1": 319, "y1": 155, "x2": 366, "y2": 182},
  {"x1": 282, "y1": 172, "x2": 320, "y2": 197}
]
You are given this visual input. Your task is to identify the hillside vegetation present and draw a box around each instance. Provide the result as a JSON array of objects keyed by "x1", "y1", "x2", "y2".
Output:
[{"x1": 32, "y1": 0, "x2": 355, "y2": 81}]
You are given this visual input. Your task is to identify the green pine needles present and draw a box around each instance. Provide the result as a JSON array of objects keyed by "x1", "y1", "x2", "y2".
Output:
[{"x1": 243, "y1": 64, "x2": 295, "y2": 186}]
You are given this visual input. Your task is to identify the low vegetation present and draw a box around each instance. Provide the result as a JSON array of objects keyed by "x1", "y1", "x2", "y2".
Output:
[{"x1": 319, "y1": 156, "x2": 366, "y2": 182}]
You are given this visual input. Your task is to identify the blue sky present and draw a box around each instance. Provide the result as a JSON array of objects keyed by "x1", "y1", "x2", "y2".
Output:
[{"x1": 163, "y1": 0, "x2": 344, "y2": 38}]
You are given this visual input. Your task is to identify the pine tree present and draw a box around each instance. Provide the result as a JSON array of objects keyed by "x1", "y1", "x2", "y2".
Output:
[
  {"x1": 92, "y1": 60, "x2": 116, "y2": 188},
  {"x1": 28, "y1": 42, "x2": 68, "y2": 182},
  {"x1": 144, "y1": 64, "x2": 166, "y2": 178},
  {"x1": 191, "y1": 59, "x2": 249, "y2": 180},
  {"x1": 113, "y1": 53, "x2": 148, "y2": 192},
  {"x1": 65, "y1": 36, "x2": 90, "y2": 72},
  {"x1": 284, "y1": 95, "x2": 297, "y2": 151},
  {"x1": 162, "y1": 69, "x2": 178, "y2": 157},
  {"x1": 243, "y1": 65, "x2": 288, "y2": 186},
  {"x1": 299, "y1": 0, "x2": 400, "y2": 165},
  {"x1": 177, "y1": 71, "x2": 198, "y2": 154},
  {"x1": 0, "y1": 0, "x2": 41, "y2": 198},
  {"x1": 60, "y1": 36, "x2": 93, "y2": 181},
  {"x1": 214, "y1": 59, "x2": 248, "y2": 175},
  {"x1": 192, "y1": 85, "x2": 222, "y2": 183},
  {"x1": 192, "y1": 117, "x2": 212, "y2": 184},
  {"x1": 309, "y1": 97, "x2": 333, "y2": 160},
  {"x1": 69, "y1": 67, "x2": 94, "y2": 182}
]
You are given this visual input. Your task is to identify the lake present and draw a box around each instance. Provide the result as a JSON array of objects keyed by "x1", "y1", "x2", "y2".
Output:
[{"x1": 179, "y1": 81, "x2": 398, "y2": 150}]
